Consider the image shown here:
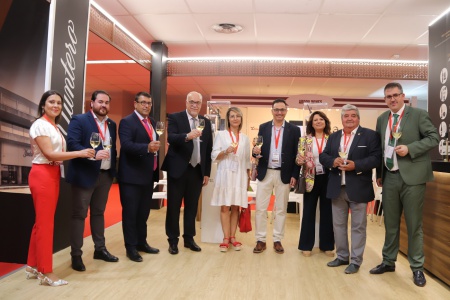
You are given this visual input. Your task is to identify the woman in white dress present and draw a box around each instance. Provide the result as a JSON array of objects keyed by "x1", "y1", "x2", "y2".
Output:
[{"x1": 211, "y1": 107, "x2": 251, "y2": 252}]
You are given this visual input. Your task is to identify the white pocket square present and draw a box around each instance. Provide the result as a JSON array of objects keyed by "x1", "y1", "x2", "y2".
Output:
[{"x1": 358, "y1": 146, "x2": 367, "y2": 148}]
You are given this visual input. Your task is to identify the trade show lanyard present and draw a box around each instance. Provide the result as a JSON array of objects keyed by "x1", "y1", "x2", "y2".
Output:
[
  {"x1": 140, "y1": 118, "x2": 154, "y2": 141},
  {"x1": 388, "y1": 110, "x2": 404, "y2": 139},
  {"x1": 314, "y1": 136, "x2": 326, "y2": 154},
  {"x1": 91, "y1": 110, "x2": 107, "y2": 141},
  {"x1": 42, "y1": 114, "x2": 65, "y2": 152},
  {"x1": 273, "y1": 126, "x2": 283, "y2": 150},
  {"x1": 342, "y1": 132, "x2": 352, "y2": 153},
  {"x1": 228, "y1": 130, "x2": 239, "y2": 153}
]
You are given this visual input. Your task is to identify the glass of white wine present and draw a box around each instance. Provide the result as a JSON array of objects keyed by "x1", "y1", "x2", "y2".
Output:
[
  {"x1": 338, "y1": 144, "x2": 348, "y2": 165},
  {"x1": 392, "y1": 126, "x2": 402, "y2": 146},
  {"x1": 230, "y1": 142, "x2": 239, "y2": 154},
  {"x1": 154, "y1": 121, "x2": 165, "y2": 157},
  {"x1": 102, "y1": 137, "x2": 112, "y2": 161},
  {"x1": 196, "y1": 119, "x2": 205, "y2": 142},
  {"x1": 255, "y1": 135, "x2": 263, "y2": 158},
  {"x1": 156, "y1": 121, "x2": 165, "y2": 137},
  {"x1": 89, "y1": 132, "x2": 100, "y2": 160}
]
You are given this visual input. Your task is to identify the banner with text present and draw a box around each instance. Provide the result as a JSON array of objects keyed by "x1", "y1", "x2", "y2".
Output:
[{"x1": 49, "y1": 0, "x2": 90, "y2": 136}]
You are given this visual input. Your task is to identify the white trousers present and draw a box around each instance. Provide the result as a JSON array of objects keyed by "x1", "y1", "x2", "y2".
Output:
[{"x1": 255, "y1": 170, "x2": 290, "y2": 242}]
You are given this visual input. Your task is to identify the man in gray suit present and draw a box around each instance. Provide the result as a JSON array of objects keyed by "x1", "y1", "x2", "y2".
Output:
[
  {"x1": 370, "y1": 82, "x2": 439, "y2": 287},
  {"x1": 320, "y1": 104, "x2": 381, "y2": 274}
]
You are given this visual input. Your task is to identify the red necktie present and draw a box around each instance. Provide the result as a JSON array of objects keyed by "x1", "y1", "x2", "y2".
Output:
[{"x1": 143, "y1": 119, "x2": 157, "y2": 171}]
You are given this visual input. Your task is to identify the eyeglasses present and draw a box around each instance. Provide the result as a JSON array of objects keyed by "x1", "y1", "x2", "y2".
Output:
[
  {"x1": 272, "y1": 108, "x2": 287, "y2": 113},
  {"x1": 385, "y1": 93, "x2": 403, "y2": 100},
  {"x1": 187, "y1": 100, "x2": 202, "y2": 107},
  {"x1": 136, "y1": 101, "x2": 152, "y2": 106}
]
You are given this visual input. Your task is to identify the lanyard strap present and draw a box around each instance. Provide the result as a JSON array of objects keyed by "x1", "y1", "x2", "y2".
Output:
[
  {"x1": 314, "y1": 136, "x2": 326, "y2": 154},
  {"x1": 140, "y1": 118, "x2": 154, "y2": 141},
  {"x1": 388, "y1": 110, "x2": 405, "y2": 139},
  {"x1": 42, "y1": 114, "x2": 64, "y2": 152},
  {"x1": 273, "y1": 126, "x2": 283, "y2": 149},
  {"x1": 91, "y1": 110, "x2": 107, "y2": 141},
  {"x1": 343, "y1": 132, "x2": 352, "y2": 153},
  {"x1": 228, "y1": 129, "x2": 240, "y2": 153}
]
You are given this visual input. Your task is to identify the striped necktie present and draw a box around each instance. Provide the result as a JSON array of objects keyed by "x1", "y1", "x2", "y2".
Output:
[{"x1": 143, "y1": 119, "x2": 157, "y2": 171}]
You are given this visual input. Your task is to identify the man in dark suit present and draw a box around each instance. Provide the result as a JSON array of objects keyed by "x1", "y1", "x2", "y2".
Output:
[
  {"x1": 252, "y1": 99, "x2": 300, "y2": 254},
  {"x1": 319, "y1": 104, "x2": 381, "y2": 274},
  {"x1": 370, "y1": 82, "x2": 439, "y2": 287},
  {"x1": 118, "y1": 91, "x2": 161, "y2": 262},
  {"x1": 67, "y1": 90, "x2": 119, "y2": 271},
  {"x1": 161, "y1": 91, "x2": 213, "y2": 255}
]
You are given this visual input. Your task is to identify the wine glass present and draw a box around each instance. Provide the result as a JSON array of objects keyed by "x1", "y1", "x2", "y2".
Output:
[
  {"x1": 156, "y1": 121, "x2": 165, "y2": 138},
  {"x1": 102, "y1": 137, "x2": 112, "y2": 161},
  {"x1": 338, "y1": 144, "x2": 348, "y2": 165},
  {"x1": 89, "y1": 132, "x2": 100, "y2": 160},
  {"x1": 196, "y1": 119, "x2": 205, "y2": 142},
  {"x1": 154, "y1": 121, "x2": 165, "y2": 157},
  {"x1": 230, "y1": 141, "x2": 239, "y2": 154},
  {"x1": 392, "y1": 126, "x2": 402, "y2": 146},
  {"x1": 255, "y1": 136, "x2": 263, "y2": 158}
]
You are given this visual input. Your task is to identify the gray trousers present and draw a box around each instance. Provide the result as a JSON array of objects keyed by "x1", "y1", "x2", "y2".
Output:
[
  {"x1": 332, "y1": 187, "x2": 367, "y2": 266},
  {"x1": 70, "y1": 171, "x2": 113, "y2": 256}
]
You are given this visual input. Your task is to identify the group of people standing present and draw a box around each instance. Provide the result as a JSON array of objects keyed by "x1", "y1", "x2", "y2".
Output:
[{"x1": 25, "y1": 82, "x2": 438, "y2": 288}]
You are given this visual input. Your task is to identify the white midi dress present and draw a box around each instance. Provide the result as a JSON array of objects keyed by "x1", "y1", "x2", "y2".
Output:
[{"x1": 210, "y1": 130, "x2": 251, "y2": 208}]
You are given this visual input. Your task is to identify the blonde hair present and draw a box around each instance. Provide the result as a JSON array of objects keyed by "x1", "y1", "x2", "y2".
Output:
[{"x1": 225, "y1": 107, "x2": 243, "y2": 131}]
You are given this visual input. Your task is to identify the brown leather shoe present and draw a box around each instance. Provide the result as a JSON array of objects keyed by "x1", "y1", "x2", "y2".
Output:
[
  {"x1": 253, "y1": 241, "x2": 266, "y2": 253},
  {"x1": 273, "y1": 241, "x2": 284, "y2": 254}
]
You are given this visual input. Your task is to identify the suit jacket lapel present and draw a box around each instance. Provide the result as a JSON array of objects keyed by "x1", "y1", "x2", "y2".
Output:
[{"x1": 348, "y1": 127, "x2": 362, "y2": 155}]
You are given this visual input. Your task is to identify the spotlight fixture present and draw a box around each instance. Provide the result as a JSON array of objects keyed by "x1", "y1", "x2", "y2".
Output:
[{"x1": 212, "y1": 23, "x2": 243, "y2": 34}]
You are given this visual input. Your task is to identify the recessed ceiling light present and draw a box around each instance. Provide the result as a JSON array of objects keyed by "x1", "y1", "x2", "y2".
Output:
[{"x1": 212, "y1": 23, "x2": 243, "y2": 34}]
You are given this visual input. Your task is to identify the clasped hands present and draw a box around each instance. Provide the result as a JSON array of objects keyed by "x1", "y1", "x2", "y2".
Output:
[
  {"x1": 148, "y1": 141, "x2": 161, "y2": 153},
  {"x1": 333, "y1": 157, "x2": 355, "y2": 171}
]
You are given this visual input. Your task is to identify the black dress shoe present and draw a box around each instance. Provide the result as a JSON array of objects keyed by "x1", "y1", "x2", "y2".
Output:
[
  {"x1": 71, "y1": 255, "x2": 86, "y2": 272},
  {"x1": 168, "y1": 244, "x2": 179, "y2": 255},
  {"x1": 126, "y1": 249, "x2": 143, "y2": 262},
  {"x1": 413, "y1": 270, "x2": 426, "y2": 287},
  {"x1": 93, "y1": 249, "x2": 119, "y2": 262},
  {"x1": 327, "y1": 258, "x2": 350, "y2": 267},
  {"x1": 184, "y1": 240, "x2": 201, "y2": 252},
  {"x1": 369, "y1": 263, "x2": 395, "y2": 274},
  {"x1": 136, "y1": 243, "x2": 160, "y2": 254}
]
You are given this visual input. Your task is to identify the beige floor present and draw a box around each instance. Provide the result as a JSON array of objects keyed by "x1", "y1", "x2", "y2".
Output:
[{"x1": 0, "y1": 208, "x2": 449, "y2": 300}]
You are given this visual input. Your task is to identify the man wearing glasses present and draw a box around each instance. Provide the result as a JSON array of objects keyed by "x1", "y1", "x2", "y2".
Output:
[
  {"x1": 252, "y1": 99, "x2": 300, "y2": 254},
  {"x1": 162, "y1": 91, "x2": 213, "y2": 254},
  {"x1": 370, "y1": 82, "x2": 439, "y2": 287},
  {"x1": 117, "y1": 91, "x2": 161, "y2": 262}
]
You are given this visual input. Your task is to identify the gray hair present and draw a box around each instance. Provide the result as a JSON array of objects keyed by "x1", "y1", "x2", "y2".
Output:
[
  {"x1": 341, "y1": 104, "x2": 360, "y2": 118},
  {"x1": 186, "y1": 91, "x2": 203, "y2": 102}
]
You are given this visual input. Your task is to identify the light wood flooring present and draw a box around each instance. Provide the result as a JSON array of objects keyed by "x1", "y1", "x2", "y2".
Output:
[{"x1": 0, "y1": 208, "x2": 449, "y2": 300}]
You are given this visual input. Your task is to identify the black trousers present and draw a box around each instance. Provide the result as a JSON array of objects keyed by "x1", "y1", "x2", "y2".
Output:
[
  {"x1": 165, "y1": 165, "x2": 202, "y2": 244},
  {"x1": 118, "y1": 182, "x2": 154, "y2": 251},
  {"x1": 298, "y1": 173, "x2": 334, "y2": 251}
]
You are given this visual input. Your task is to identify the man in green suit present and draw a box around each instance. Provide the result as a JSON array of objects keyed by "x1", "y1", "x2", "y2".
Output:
[{"x1": 370, "y1": 82, "x2": 439, "y2": 287}]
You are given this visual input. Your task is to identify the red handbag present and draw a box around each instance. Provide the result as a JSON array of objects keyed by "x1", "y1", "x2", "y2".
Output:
[{"x1": 239, "y1": 207, "x2": 252, "y2": 233}]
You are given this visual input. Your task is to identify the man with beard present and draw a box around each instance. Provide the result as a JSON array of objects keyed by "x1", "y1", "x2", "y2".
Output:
[{"x1": 67, "y1": 90, "x2": 119, "y2": 271}]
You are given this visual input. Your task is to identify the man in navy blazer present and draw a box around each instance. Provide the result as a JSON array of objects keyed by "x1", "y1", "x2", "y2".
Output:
[
  {"x1": 67, "y1": 90, "x2": 118, "y2": 271},
  {"x1": 161, "y1": 91, "x2": 212, "y2": 255},
  {"x1": 252, "y1": 99, "x2": 300, "y2": 254},
  {"x1": 118, "y1": 91, "x2": 161, "y2": 262},
  {"x1": 320, "y1": 104, "x2": 381, "y2": 274}
]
